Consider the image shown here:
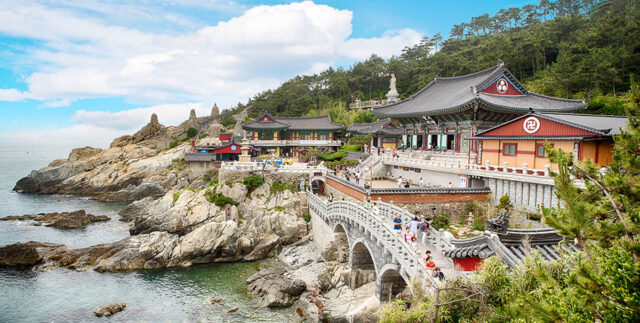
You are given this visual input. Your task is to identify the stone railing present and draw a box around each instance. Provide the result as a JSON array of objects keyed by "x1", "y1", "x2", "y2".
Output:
[
  {"x1": 221, "y1": 161, "x2": 327, "y2": 174},
  {"x1": 307, "y1": 192, "x2": 438, "y2": 289},
  {"x1": 326, "y1": 173, "x2": 490, "y2": 195}
]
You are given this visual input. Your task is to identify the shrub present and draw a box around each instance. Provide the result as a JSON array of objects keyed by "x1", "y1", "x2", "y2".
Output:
[
  {"x1": 303, "y1": 214, "x2": 311, "y2": 222},
  {"x1": 169, "y1": 140, "x2": 178, "y2": 149},
  {"x1": 270, "y1": 180, "x2": 296, "y2": 194},
  {"x1": 472, "y1": 221, "x2": 485, "y2": 231},
  {"x1": 204, "y1": 189, "x2": 239, "y2": 207},
  {"x1": 317, "y1": 150, "x2": 348, "y2": 161},
  {"x1": 208, "y1": 179, "x2": 219, "y2": 186},
  {"x1": 341, "y1": 144, "x2": 361, "y2": 152},
  {"x1": 243, "y1": 174, "x2": 264, "y2": 195},
  {"x1": 348, "y1": 134, "x2": 372, "y2": 147},
  {"x1": 173, "y1": 192, "x2": 180, "y2": 202},
  {"x1": 202, "y1": 169, "x2": 218, "y2": 183},
  {"x1": 498, "y1": 195, "x2": 512, "y2": 210},
  {"x1": 323, "y1": 159, "x2": 358, "y2": 169},
  {"x1": 198, "y1": 133, "x2": 209, "y2": 139},
  {"x1": 186, "y1": 127, "x2": 198, "y2": 139},
  {"x1": 431, "y1": 214, "x2": 450, "y2": 230}
]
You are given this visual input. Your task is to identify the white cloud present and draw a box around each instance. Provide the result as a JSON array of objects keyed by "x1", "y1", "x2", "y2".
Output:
[
  {"x1": 0, "y1": 1, "x2": 421, "y2": 107},
  {"x1": 0, "y1": 89, "x2": 27, "y2": 101}
]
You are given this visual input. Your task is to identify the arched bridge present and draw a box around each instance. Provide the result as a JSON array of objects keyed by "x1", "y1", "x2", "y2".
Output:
[{"x1": 307, "y1": 192, "x2": 444, "y2": 301}]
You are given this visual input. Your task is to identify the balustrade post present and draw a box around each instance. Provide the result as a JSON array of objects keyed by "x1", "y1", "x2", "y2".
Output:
[{"x1": 503, "y1": 162, "x2": 508, "y2": 172}]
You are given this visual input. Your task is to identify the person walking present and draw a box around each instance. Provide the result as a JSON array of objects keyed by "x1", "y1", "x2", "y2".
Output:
[
  {"x1": 377, "y1": 146, "x2": 381, "y2": 156},
  {"x1": 409, "y1": 216, "x2": 420, "y2": 241},
  {"x1": 419, "y1": 177, "x2": 424, "y2": 188},
  {"x1": 410, "y1": 236, "x2": 419, "y2": 253},
  {"x1": 420, "y1": 217, "x2": 430, "y2": 245},
  {"x1": 424, "y1": 251, "x2": 436, "y2": 268},
  {"x1": 393, "y1": 214, "x2": 403, "y2": 234},
  {"x1": 328, "y1": 193, "x2": 334, "y2": 202},
  {"x1": 397, "y1": 176, "x2": 403, "y2": 188},
  {"x1": 403, "y1": 227, "x2": 413, "y2": 244},
  {"x1": 434, "y1": 267, "x2": 445, "y2": 281},
  {"x1": 355, "y1": 172, "x2": 360, "y2": 185}
]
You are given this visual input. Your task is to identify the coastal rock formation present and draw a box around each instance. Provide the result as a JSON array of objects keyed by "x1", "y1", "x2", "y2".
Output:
[
  {"x1": 246, "y1": 267, "x2": 307, "y2": 308},
  {"x1": 0, "y1": 210, "x2": 109, "y2": 229},
  {"x1": 2, "y1": 178, "x2": 308, "y2": 272},
  {"x1": 93, "y1": 302, "x2": 126, "y2": 317},
  {"x1": 211, "y1": 103, "x2": 220, "y2": 117}
]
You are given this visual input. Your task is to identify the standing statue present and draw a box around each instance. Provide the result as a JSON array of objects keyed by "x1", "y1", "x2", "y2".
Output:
[{"x1": 386, "y1": 73, "x2": 399, "y2": 102}]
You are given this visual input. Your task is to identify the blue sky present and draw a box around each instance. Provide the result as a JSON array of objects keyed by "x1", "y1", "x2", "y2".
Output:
[{"x1": 0, "y1": 0, "x2": 538, "y2": 152}]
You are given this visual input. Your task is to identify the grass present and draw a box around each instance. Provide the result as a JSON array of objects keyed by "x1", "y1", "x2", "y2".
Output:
[
  {"x1": 270, "y1": 180, "x2": 296, "y2": 194},
  {"x1": 204, "y1": 189, "x2": 239, "y2": 208},
  {"x1": 173, "y1": 192, "x2": 180, "y2": 202}
]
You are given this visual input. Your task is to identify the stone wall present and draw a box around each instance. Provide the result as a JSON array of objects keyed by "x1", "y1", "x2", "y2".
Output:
[
  {"x1": 389, "y1": 165, "x2": 461, "y2": 187},
  {"x1": 186, "y1": 161, "x2": 220, "y2": 180}
]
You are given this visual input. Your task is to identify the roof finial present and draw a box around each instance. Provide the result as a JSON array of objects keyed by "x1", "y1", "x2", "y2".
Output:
[
  {"x1": 497, "y1": 58, "x2": 504, "y2": 66},
  {"x1": 529, "y1": 107, "x2": 535, "y2": 114}
]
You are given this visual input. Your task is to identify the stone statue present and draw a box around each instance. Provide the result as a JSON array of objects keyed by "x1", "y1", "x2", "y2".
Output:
[
  {"x1": 485, "y1": 210, "x2": 510, "y2": 234},
  {"x1": 386, "y1": 73, "x2": 399, "y2": 102}
]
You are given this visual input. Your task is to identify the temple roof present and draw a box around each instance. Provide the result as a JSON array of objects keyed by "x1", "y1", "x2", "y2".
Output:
[
  {"x1": 243, "y1": 112, "x2": 344, "y2": 131},
  {"x1": 372, "y1": 64, "x2": 586, "y2": 118},
  {"x1": 467, "y1": 112, "x2": 629, "y2": 140},
  {"x1": 347, "y1": 119, "x2": 403, "y2": 135}
]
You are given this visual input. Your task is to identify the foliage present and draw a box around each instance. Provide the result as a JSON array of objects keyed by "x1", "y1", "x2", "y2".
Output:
[
  {"x1": 169, "y1": 140, "x2": 178, "y2": 149},
  {"x1": 198, "y1": 133, "x2": 209, "y2": 139},
  {"x1": 498, "y1": 195, "x2": 512, "y2": 210},
  {"x1": 186, "y1": 127, "x2": 198, "y2": 139},
  {"x1": 173, "y1": 192, "x2": 180, "y2": 202},
  {"x1": 270, "y1": 180, "x2": 296, "y2": 194},
  {"x1": 431, "y1": 214, "x2": 450, "y2": 230},
  {"x1": 323, "y1": 159, "x2": 359, "y2": 170},
  {"x1": 204, "y1": 189, "x2": 239, "y2": 208},
  {"x1": 348, "y1": 134, "x2": 372, "y2": 147},
  {"x1": 242, "y1": 174, "x2": 264, "y2": 195},
  {"x1": 303, "y1": 214, "x2": 311, "y2": 222},
  {"x1": 341, "y1": 144, "x2": 361, "y2": 152},
  {"x1": 317, "y1": 150, "x2": 348, "y2": 161},
  {"x1": 202, "y1": 169, "x2": 218, "y2": 183}
]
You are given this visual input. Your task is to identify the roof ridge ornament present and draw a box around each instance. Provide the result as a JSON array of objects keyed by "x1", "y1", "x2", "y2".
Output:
[{"x1": 497, "y1": 58, "x2": 504, "y2": 66}]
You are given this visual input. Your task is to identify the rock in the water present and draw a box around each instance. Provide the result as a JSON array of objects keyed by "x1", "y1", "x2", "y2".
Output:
[
  {"x1": 0, "y1": 210, "x2": 110, "y2": 229},
  {"x1": 208, "y1": 296, "x2": 223, "y2": 304},
  {"x1": 0, "y1": 241, "x2": 67, "y2": 268},
  {"x1": 227, "y1": 306, "x2": 239, "y2": 313},
  {"x1": 246, "y1": 268, "x2": 306, "y2": 308},
  {"x1": 93, "y1": 302, "x2": 126, "y2": 317}
]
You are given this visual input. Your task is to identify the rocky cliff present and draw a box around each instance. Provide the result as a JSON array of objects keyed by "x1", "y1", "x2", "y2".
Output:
[{"x1": 13, "y1": 111, "x2": 224, "y2": 201}]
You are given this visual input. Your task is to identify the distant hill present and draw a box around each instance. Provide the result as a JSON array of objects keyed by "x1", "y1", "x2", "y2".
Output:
[{"x1": 220, "y1": 0, "x2": 639, "y2": 128}]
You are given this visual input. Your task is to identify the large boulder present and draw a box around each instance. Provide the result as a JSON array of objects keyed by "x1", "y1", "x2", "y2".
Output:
[
  {"x1": 246, "y1": 268, "x2": 307, "y2": 308},
  {"x1": 243, "y1": 234, "x2": 281, "y2": 261},
  {"x1": 0, "y1": 242, "x2": 67, "y2": 268}
]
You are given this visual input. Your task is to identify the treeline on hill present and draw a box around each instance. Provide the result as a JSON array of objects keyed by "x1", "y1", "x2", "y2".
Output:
[{"x1": 219, "y1": 0, "x2": 640, "y2": 129}]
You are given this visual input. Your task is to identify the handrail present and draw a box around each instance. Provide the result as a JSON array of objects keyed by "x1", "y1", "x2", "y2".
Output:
[{"x1": 307, "y1": 192, "x2": 438, "y2": 291}]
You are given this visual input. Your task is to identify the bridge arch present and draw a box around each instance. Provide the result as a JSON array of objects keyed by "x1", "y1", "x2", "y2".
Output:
[
  {"x1": 377, "y1": 264, "x2": 409, "y2": 302},
  {"x1": 350, "y1": 238, "x2": 378, "y2": 273}
]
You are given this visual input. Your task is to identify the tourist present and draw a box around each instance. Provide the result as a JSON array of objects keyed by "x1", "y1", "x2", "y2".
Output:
[
  {"x1": 363, "y1": 197, "x2": 371, "y2": 209},
  {"x1": 393, "y1": 215, "x2": 403, "y2": 233},
  {"x1": 377, "y1": 146, "x2": 381, "y2": 156},
  {"x1": 424, "y1": 251, "x2": 436, "y2": 268},
  {"x1": 397, "y1": 176, "x2": 403, "y2": 188},
  {"x1": 434, "y1": 267, "x2": 445, "y2": 281},
  {"x1": 355, "y1": 173, "x2": 360, "y2": 185},
  {"x1": 420, "y1": 217, "x2": 430, "y2": 244},
  {"x1": 403, "y1": 180, "x2": 410, "y2": 188},
  {"x1": 403, "y1": 227, "x2": 413, "y2": 244},
  {"x1": 410, "y1": 236, "x2": 419, "y2": 253},
  {"x1": 419, "y1": 177, "x2": 424, "y2": 188},
  {"x1": 448, "y1": 182, "x2": 454, "y2": 188},
  {"x1": 371, "y1": 201, "x2": 380, "y2": 216},
  {"x1": 409, "y1": 216, "x2": 420, "y2": 240},
  {"x1": 328, "y1": 193, "x2": 334, "y2": 202}
]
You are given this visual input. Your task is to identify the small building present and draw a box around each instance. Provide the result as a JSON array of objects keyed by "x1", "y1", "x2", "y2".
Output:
[
  {"x1": 467, "y1": 112, "x2": 628, "y2": 171},
  {"x1": 242, "y1": 112, "x2": 344, "y2": 156},
  {"x1": 372, "y1": 61, "x2": 586, "y2": 155},
  {"x1": 347, "y1": 119, "x2": 403, "y2": 152}
]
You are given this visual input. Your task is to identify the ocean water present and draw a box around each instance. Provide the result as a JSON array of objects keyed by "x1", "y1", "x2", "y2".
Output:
[{"x1": 0, "y1": 151, "x2": 295, "y2": 322}]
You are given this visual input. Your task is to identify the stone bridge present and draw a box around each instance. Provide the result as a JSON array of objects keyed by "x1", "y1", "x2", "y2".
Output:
[{"x1": 307, "y1": 192, "x2": 447, "y2": 301}]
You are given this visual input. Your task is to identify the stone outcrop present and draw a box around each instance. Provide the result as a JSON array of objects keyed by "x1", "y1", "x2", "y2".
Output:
[
  {"x1": 0, "y1": 210, "x2": 109, "y2": 229},
  {"x1": 187, "y1": 109, "x2": 198, "y2": 130},
  {"x1": 246, "y1": 267, "x2": 307, "y2": 308},
  {"x1": 3, "y1": 177, "x2": 308, "y2": 272},
  {"x1": 211, "y1": 103, "x2": 220, "y2": 117},
  {"x1": 94, "y1": 302, "x2": 126, "y2": 317}
]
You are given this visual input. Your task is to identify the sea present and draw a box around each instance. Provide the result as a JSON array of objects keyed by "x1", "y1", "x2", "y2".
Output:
[{"x1": 0, "y1": 150, "x2": 296, "y2": 322}]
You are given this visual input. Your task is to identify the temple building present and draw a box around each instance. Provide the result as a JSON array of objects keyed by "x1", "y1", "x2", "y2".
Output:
[
  {"x1": 468, "y1": 112, "x2": 628, "y2": 170},
  {"x1": 242, "y1": 112, "x2": 344, "y2": 156},
  {"x1": 372, "y1": 61, "x2": 586, "y2": 157},
  {"x1": 347, "y1": 119, "x2": 403, "y2": 151}
]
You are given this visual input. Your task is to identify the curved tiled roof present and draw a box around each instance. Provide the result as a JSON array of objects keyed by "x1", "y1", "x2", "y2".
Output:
[
  {"x1": 347, "y1": 119, "x2": 403, "y2": 135},
  {"x1": 372, "y1": 64, "x2": 586, "y2": 118},
  {"x1": 243, "y1": 113, "x2": 344, "y2": 131}
]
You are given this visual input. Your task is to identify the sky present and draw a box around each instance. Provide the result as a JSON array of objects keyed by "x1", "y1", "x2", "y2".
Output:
[{"x1": 0, "y1": 0, "x2": 538, "y2": 153}]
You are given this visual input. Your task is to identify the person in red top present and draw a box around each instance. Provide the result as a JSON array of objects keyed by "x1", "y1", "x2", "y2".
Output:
[{"x1": 423, "y1": 250, "x2": 436, "y2": 268}]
